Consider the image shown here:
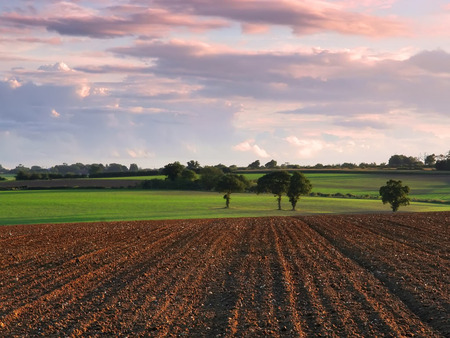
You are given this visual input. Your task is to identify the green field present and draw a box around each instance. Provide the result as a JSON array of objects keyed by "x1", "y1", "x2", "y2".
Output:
[
  {"x1": 1, "y1": 189, "x2": 449, "y2": 226},
  {"x1": 242, "y1": 172, "x2": 450, "y2": 202},
  {"x1": 99, "y1": 171, "x2": 450, "y2": 202}
]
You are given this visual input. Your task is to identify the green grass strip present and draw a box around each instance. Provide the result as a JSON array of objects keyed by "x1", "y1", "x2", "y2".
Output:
[{"x1": 1, "y1": 189, "x2": 449, "y2": 226}]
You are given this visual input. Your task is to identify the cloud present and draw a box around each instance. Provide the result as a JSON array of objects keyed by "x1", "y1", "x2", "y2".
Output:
[
  {"x1": 285, "y1": 136, "x2": 326, "y2": 159},
  {"x1": 51, "y1": 109, "x2": 61, "y2": 118},
  {"x1": 155, "y1": 0, "x2": 407, "y2": 37},
  {"x1": 233, "y1": 139, "x2": 270, "y2": 158},
  {"x1": 408, "y1": 49, "x2": 450, "y2": 74},
  {"x1": 0, "y1": 5, "x2": 228, "y2": 39},
  {"x1": 38, "y1": 62, "x2": 73, "y2": 72}
]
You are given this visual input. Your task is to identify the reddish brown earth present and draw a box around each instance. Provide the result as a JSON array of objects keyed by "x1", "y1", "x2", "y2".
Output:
[
  {"x1": 1, "y1": 212, "x2": 448, "y2": 337},
  {"x1": 0, "y1": 178, "x2": 142, "y2": 190}
]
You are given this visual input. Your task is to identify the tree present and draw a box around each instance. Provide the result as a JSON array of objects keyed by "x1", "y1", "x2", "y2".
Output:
[
  {"x1": 247, "y1": 160, "x2": 260, "y2": 170},
  {"x1": 257, "y1": 171, "x2": 291, "y2": 210},
  {"x1": 199, "y1": 166, "x2": 223, "y2": 190},
  {"x1": 129, "y1": 163, "x2": 139, "y2": 172},
  {"x1": 435, "y1": 151, "x2": 450, "y2": 170},
  {"x1": 181, "y1": 169, "x2": 197, "y2": 181},
  {"x1": 215, "y1": 174, "x2": 248, "y2": 208},
  {"x1": 187, "y1": 160, "x2": 201, "y2": 172},
  {"x1": 162, "y1": 161, "x2": 185, "y2": 181},
  {"x1": 424, "y1": 154, "x2": 436, "y2": 167},
  {"x1": 89, "y1": 163, "x2": 105, "y2": 176},
  {"x1": 379, "y1": 180, "x2": 411, "y2": 212},
  {"x1": 287, "y1": 172, "x2": 312, "y2": 210},
  {"x1": 264, "y1": 159, "x2": 278, "y2": 169},
  {"x1": 105, "y1": 163, "x2": 128, "y2": 173},
  {"x1": 388, "y1": 155, "x2": 422, "y2": 168}
]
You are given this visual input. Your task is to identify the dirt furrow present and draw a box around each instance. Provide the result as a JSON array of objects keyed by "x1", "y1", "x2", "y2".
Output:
[
  {"x1": 268, "y1": 218, "x2": 308, "y2": 336},
  {"x1": 1, "y1": 213, "x2": 448, "y2": 337},
  {"x1": 54, "y1": 220, "x2": 207, "y2": 336},
  {"x1": 301, "y1": 215, "x2": 447, "y2": 336},
  {"x1": 0, "y1": 220, "x2": 200, "y2": 335},
  {"x1": 289, "y1": 217, "x2": 438, "y2": 336}
]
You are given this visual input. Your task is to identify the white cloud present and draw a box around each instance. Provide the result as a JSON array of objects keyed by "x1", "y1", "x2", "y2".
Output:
[
  {"x1": 51, "y1": 109, "x2": 61, "y2": 118},
  {"x1": 285, "y1": 136, "x2": 326, "y2": 159},
  {"x1": 6, "y1": 77, "x2": 22, "y2": 89},
  {"x1": 233, "y1": 139, "x2": 270, "y2": 158},
  {"x1": 38, "y1": 62, "x2": 73, "y2": 72}
]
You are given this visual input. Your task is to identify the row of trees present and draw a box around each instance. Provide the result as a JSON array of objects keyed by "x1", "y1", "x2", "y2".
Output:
[
  {"x1": 387, "y1": 152, "x2": 450, "y2": 170},
  {"x1": 2, "y1": 150, "x2": 450, "y2": 179},
  {"x1": 159, "y1": 162, "x2": 409, "y2": 212},
  {"x1": 158, "y1": 162, "x2": 313, "y2": 210}
]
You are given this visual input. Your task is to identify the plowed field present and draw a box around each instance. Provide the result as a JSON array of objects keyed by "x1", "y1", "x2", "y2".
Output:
[{"x1": 1, "y1": 212, "x2": 449, "y2": 337}]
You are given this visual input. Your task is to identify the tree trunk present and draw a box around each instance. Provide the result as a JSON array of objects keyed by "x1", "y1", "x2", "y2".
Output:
[{"x1": 277, "y1": 195, "x2": 282, "y2": 210}]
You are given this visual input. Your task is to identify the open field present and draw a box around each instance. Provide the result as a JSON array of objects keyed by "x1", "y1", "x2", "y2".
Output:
[
  {"x1": 243, "y1": 172, "x2": 450, "y2": 201},
  {"x1": 1, "y1": 189, "x2": 449, "y2": 226},
  {"x1": 0, "y1": 212, "x2": 448, "y2": 336},
  {"x1": 1, "y1": 171, "x2": 449, "y2": 202}
]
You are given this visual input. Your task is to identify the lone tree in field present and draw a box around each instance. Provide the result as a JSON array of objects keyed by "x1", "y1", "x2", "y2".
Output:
[
  {"x1": 257, "y1": 171, "x2": 291, "y2": 210},
  {"x1": 379, "y1": 179, "x2": 411, "y2": 212},
  {"x1": 287, "y1": 172, "x2": 312, "y2": 210},
  {"x1": 215, "y1": 174, "x2": 248, "y2": 208}
]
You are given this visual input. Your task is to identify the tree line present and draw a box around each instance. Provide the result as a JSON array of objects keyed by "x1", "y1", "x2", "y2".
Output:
[
  {"x1": 0, "y1": 158, "x2": 412, "y2": 212},
  {"x1": 149, "y1": 161, "x2": 313, "y2": 210}
]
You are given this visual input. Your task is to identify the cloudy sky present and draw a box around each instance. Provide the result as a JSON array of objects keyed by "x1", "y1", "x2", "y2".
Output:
[{"x1": 1, "y1": 0, "x2": 450, "y2": 169}]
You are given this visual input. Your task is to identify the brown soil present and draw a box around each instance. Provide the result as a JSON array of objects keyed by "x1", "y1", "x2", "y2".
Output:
[
  {"x1": 0, "y1": 178, "x2": 142, "y2": 190},
  {"x1": 1, "y1": 212, "x2": 448, "y2": 337}
]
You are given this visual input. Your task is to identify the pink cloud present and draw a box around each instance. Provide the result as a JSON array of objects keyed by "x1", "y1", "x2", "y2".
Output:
[
  {"x1": 156, "y1": 0, "x2": 407, "y2": 37},
  {"x1": 0, "y1": 6, "x2": 228, "y2": 39},
  {"x1": 234, "y1": 139, "x2": 270, "y2": 158},
  {"x1": 17, "y1": 37, "x2": 62, "y2": 45}
]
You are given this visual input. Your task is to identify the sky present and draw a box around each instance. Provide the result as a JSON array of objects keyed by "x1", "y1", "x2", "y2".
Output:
[{"x1": 1, "y1": 0, "x2": 450, "y2": 169}]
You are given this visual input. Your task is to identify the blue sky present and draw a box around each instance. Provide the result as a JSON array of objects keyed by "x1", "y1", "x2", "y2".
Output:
[{"x1": 1, "y1": 0, "x2": 449, "y2": 169}]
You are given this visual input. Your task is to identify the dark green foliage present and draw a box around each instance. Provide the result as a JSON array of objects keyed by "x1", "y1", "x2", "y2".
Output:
[
  {"x1": 89, "y1": 163, "x2": 105, "y2": 176},
  {"x1": 287, "y1": 172, "x2": 312, "y2": 210},
  {"x1": 257, "y1": 171, "x2": 291, "y2": 210},
  {"x1": 388, "y1": 155, "x2": 422, "y2": 168},
  {"x1": 186, "y1": 160, "x2": 201, "y2": 172},
  {"x1": 379, "y1": 179, "x2": 411, "y2": 212},
  {"x1": 181, "y1": 169, "x2": 198, "y2": 181},
  {"x1": 435, "y1": 152, "x2": 450, "y2": 170},
  {"x1": 129, "y1": 163, "x2": 139, "y2": 172},
  {"x1": 247, "y1": 160, "x2": 260, "y2": 169},
  {"x1": 264, "y1": 159, "x2": 278, "y2": 169},
  {"x1": 162, "y1": 161, "x2": 185, "y2": 181},
  {"x1": 105, "y1": 163, "x2": 128, "y2": 173},
  {"x1": 200, "y1": 166, "x2": 223, "y2": 190},
  {"x1": 215, "y1": 174, "x2": 248, "y2": 208}
]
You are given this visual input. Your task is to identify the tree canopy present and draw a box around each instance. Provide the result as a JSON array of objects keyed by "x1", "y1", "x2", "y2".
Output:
[
  {"x1": 215, "y1": 174, "x2": 248, "y2": 208},
  {"x1": 379, "y1": 179, "x2": 411, "y2": 212},
  {"x1": 287, "y1": 172, "x2": 312, "y2": 210},
  {"x1": 162, "y1": 161, "x2": 185, "y2": 181},
  {"x1": 256, "y1": 171, "x2": 291, "y2": 210}
]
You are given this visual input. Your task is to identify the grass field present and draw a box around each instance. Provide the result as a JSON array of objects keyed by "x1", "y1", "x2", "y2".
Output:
[
  {"x1": 1, "y1": 189, "x2": 449, "y2": 226},
  {"x1": 98, "y1": 171, "x2": 450, "y2": 201},
  {"x1": 243, "y1": 172, "x2": 450, "y2": 201}
]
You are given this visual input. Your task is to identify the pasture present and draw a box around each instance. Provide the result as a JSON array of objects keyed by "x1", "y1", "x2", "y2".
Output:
[
  {"x1": 1, "y1": 189, "x2": 449, "y2": 226},
  {"x1": 244, "y1": 171, "x2": 450, "y2": 201}
]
